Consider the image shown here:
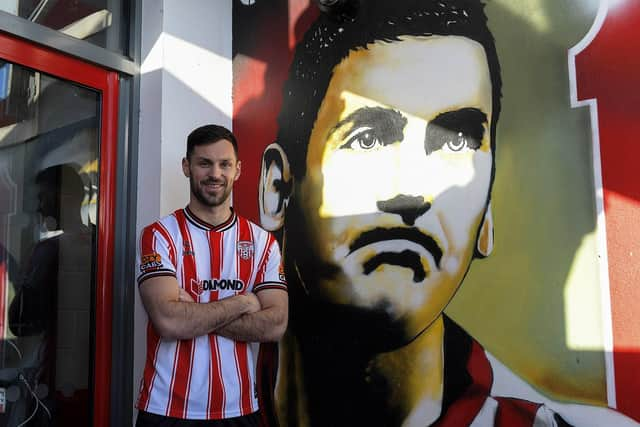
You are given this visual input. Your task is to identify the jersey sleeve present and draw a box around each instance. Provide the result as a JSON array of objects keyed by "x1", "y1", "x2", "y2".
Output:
[
  {"x1": 253, "y1": 237, "x2": 287, "y2": 293},
  {"x1": 136, "y1": 223, "x2": 178, "y2": 286}
]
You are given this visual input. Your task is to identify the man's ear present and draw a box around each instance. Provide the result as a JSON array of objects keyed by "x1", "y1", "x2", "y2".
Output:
[
  {"x1": 182, "y1": 157, "x2": 190, "y2": 178},
  {"x1": 234, "y1": 160, "x2": 242, "y2": 182},
  {"x1": 259, "y1": 143, "x2": 292, "y2": 231},
  {"x1": 476, "y1": 202, "x2": 494, "y2": 258}
]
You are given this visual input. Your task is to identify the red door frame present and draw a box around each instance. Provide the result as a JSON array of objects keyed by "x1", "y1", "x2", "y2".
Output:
[{"x1": 0, "y1": 31, "x2": 117, "y2": 427}]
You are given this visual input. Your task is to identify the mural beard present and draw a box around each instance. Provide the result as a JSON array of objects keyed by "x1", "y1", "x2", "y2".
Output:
[{"x1": 282, "y1": 198, "x2": 450, "y2": 353}]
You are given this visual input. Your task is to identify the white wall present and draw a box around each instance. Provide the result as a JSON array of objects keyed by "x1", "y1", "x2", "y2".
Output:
[{"x1": 135, "y1": 0, "x2": 232, "y2": 420}]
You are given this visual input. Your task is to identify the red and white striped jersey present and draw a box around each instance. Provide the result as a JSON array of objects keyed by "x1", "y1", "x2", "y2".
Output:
[{"x1": 136, "y1": 207, "x2": 287, "y2": 420}]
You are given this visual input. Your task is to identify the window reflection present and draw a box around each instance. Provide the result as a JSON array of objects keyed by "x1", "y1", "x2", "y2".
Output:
[
  {"x1": 1, "y1": 0, "x2": 130, "y2": 55},
  {"x1": 0, "y1": 61, "x2": 98, "y2": 426}
]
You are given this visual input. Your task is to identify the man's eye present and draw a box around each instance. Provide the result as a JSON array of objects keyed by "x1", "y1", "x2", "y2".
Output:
[{"x1": 340, "y1": 127, "x2": 382, "y2": 150}]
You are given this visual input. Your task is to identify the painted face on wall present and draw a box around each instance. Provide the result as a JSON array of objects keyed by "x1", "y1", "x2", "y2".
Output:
[{"x1": 296, "y1": 35, "x2": 494, "y2": 340}]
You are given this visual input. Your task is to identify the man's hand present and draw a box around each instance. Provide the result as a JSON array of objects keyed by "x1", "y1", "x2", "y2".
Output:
[
  {"x1": 215, "y1": 289, "x2": 288, "y2": 342},
  {"x1": 239, "y1": 292, "x2": 261, "y2": 314}
]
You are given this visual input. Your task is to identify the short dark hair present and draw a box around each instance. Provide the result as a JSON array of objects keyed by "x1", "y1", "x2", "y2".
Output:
[
  {"x1": 276, "y1": 0, "x2": 502, "y2": 180},
  {"x1": 186, "y1": 124, "x2": 239, "y2": 159}
]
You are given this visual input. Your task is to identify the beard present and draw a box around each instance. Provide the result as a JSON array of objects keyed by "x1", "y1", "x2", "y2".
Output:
[{"x1": 190, "y1": 174, "x2": 233, "y2": 207}]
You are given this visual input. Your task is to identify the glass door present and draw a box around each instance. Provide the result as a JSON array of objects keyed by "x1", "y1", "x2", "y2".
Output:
[{"x1": 0, "y1": 33, "x2": 118, "y2": 427}]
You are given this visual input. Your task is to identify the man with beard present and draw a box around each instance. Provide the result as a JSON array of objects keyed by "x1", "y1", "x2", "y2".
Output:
[
  {"x1": 136, "y1": 125, "x2": 288, "y2": 426},
  {"x1": 255, "y1": 1, "x2": 637, "y2": 426}
]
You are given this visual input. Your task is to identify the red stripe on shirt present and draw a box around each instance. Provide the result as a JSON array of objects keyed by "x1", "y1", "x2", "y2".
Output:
[
  {"x1": 155, "y1": 221, "x2": 177, "y2": 266},
  {"x1": 434, "y1": 340, "x2": 493, "y2": 427},
  {"x1": 138, "y1": 323, "x2": 162, "y2": 411},
  {"x1": 167, "y1": 211, "x2": 198, "y2": 417},
  {"x1": 140, "y1": 225, "x2": 156, "y2": 258},
  {"x1": 207, "y1": 229, "x2": 226, "y2": 418},
  {"x1": 141, "y1": 223, "x2": 177, "y2": 268},
  {"x1": 235, "y1": 218, "x2": 255, "y2": 415},
  {"x1": 254, "y1": 233, "x2": 273, "y2": 285},
  {"x1": 494, "y1": 397, "x2": 541, "y2": 426},
  {"x1": 138, "y1": 229, "x2": 161, "y2": 411},
  {"x1": 167, "y1": 339, "x2": 196, "y2": 418}
]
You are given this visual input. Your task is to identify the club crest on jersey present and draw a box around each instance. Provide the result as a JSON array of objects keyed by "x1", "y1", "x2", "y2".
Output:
[
  {"x1": 237, "y1": 241, "x2": 254, "y2": 260},
  {"x1": 190, "y1": 278, "x2": 246, "y2": 295}
]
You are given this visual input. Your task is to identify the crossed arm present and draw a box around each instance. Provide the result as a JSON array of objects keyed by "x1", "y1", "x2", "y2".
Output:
[{"x1": 139, "y1": 275, "x2": 288, "y2": 342}]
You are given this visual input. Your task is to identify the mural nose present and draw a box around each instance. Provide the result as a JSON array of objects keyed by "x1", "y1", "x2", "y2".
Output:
[{"x1": 376, "y1": 194, "x2": 431, "y2": 226}]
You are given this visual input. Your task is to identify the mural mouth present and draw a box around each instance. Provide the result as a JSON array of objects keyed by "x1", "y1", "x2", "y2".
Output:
[
  {"x1": 361, "y1": 250, "x2": 427, "y2": 283},
  {"x1": 348, "y1": 227, "x2": 443, "y2": 282}
]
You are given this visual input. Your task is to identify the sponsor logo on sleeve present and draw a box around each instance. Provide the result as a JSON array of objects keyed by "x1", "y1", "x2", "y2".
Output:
[
  {"x1": 278, "y1": 261, "x2": 286, "y2": 282},
  {"x1": 140, "y1": 252, "x2": 163, "y2": 272}
]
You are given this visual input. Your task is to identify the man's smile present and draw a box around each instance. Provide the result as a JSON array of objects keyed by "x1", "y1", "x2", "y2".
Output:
[{"x1": 202, "y1": 179, "x2": 225, "y2": 190}]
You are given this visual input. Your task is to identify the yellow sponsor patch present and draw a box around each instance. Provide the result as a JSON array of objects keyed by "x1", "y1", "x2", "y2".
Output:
[{"x1": 140, "y1": 252, "x2": 163, "y2": 272}]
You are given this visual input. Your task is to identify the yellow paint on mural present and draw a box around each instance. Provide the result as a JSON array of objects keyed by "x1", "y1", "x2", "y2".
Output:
[{"x1": 446, "y1": 0, "x2": 607, "y2": 405}]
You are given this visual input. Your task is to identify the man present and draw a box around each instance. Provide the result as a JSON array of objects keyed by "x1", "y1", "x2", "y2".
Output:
[
  {"x1": 136, "y1": 125, "x2": 288, "y2": 426},
  {"x1": 256, "y1": 1, "x2": 637, "y2": 426}
]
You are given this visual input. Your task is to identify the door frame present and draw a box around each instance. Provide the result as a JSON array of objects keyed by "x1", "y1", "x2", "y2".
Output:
[{"x1": 0, "y1": 31, "x2": 118, "y2": 427}]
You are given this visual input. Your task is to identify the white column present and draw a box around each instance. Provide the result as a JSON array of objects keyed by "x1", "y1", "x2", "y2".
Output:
[{"x1": 135, "y1": 0, "x2": 232, "y2": 419}]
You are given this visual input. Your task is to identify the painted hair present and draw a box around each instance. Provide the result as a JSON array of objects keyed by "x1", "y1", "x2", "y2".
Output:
[
  {"x1": 187, "y1": 124, "x2": 239, "y2": 159},
  {"x1": 276, "y1": 0, "x2": 502, "y2": 179}
]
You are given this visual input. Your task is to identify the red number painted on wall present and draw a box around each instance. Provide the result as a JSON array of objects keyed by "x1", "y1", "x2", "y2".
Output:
[{"x1": 574, "y1": 0, "x2": 640, "y2": 421}]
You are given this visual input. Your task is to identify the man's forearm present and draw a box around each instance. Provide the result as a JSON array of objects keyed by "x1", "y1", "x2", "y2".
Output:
[
  {"x1": 215, "y1": 305, "x2": 287, "y2": 342},
  {"x1": 154, "y1": 294, "x2": 256, "y2": 340}
]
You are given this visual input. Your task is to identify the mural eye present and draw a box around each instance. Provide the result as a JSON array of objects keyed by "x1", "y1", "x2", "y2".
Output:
[
  {"x1": 340, "y1": 127, "x2": 383, "y2": 150},
  {"x1": 445, "y1": 132, "x2": 470, "y2": 152},
  {"x1": 424, "y1": 108, "x2": 486, "y2": 155}
]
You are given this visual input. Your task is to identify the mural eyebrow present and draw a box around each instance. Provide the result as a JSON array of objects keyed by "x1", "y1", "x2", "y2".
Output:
[
  {"x1": 328, "y1": 106, "x2": 407, "y2": 146},
  {"x1": 430, "y1": 108, "x2": 487, "y2": 136}
]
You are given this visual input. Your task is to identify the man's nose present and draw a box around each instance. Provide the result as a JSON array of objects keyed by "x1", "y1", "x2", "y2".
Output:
[
  {"x1": 376, "y1": 194, "x2": 431, "y2": 226},
  {"x1": 209, "y1": 165, "x2": 222, "y2": 178}
]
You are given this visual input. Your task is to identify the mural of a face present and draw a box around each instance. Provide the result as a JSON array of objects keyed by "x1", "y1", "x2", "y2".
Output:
[{"x1": 295, "y1": 35, "x2": 494, "y2": 341}]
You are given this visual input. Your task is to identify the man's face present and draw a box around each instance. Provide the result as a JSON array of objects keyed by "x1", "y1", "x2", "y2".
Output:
[
  {"x1": 293, "y1": 35, "x2": 494, "y2": 340},
  {"x1": 184, "y1": 139, "x2": 240, "y2": 208}
]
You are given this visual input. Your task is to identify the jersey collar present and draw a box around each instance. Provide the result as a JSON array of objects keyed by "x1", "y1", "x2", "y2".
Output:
[{"x1": 183, "y1": 206, "x2": 237, "y2": 232}]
